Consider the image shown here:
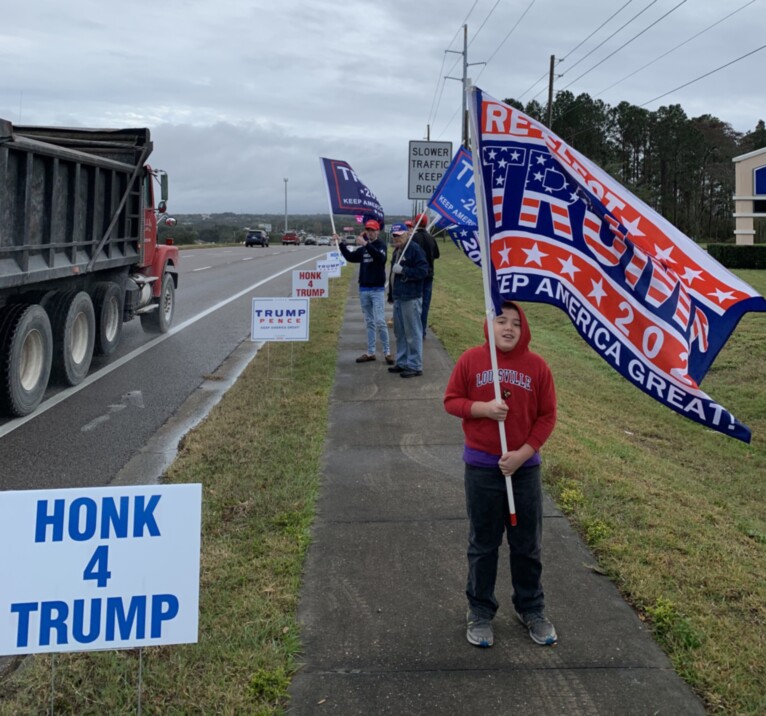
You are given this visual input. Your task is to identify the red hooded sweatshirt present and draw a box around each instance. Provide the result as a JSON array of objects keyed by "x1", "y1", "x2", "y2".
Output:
[{"x1": 443, "y1": 302, "x2": 556, "y2": 462}]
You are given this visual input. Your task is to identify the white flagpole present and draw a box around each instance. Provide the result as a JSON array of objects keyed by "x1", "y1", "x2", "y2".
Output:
[
  {"x1": 318, "y1": 158, "x2": 338, "y2": 243},
  {"x1": 466, "y1": 80, "x2": 518, "y2": 526},
  {"x1": 395, "y1": 211, "x2": 429, "y2": 267}
]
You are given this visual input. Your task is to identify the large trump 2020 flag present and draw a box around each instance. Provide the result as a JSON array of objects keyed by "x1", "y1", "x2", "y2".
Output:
[
  {"x1": 467, "y1": 87, "x2": 766, "y2": 443},
  {"x1": 320, "y1": 157, "x2": 384, "y2": 228}
]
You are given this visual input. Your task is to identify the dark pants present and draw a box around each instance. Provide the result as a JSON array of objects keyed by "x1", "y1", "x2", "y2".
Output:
[
  {"x1": 421, "y1": 277, "x2": 433, "y2": 337},
  {"x1": 464, "y1": 463, "x2": 544, "y2": 619}
]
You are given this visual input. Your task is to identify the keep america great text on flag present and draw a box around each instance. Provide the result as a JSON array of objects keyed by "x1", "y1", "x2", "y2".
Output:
[
  {"x1": 467, "y1": 87, "x2": 766, "y2": 443},
  {"x1": 320, "y1": 157, "x2": 384, "y2": 228}
]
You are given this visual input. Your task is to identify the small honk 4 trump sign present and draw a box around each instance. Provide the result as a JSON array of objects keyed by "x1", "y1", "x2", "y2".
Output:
[{"x1": 0, "y1": 483, "x2": 201, "y2": 655}]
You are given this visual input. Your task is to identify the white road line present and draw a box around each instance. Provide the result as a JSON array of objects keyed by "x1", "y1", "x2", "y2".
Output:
[
  {"x1": 0, "y1": 254, "x2": 320, "y2": 439},
  {"x1": 242, "y1": 257, "x2": 255, "y2": 261},
  {"x1": 193, "y1": 266, "x2": 212, "y2": 272}
]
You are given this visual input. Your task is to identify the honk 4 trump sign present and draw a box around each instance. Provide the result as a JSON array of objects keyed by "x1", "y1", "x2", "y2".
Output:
[
  {"x1": 0, "y1": 484, "x2": 201, "y2": 655},
  {"x1": 292, "y1": 270, "x2": 328, "y2": 298}
]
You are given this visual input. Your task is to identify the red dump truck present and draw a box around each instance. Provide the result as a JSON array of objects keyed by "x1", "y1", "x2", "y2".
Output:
[{"x1": 0, "y1": 118, "x2": 179, "y2": 417}]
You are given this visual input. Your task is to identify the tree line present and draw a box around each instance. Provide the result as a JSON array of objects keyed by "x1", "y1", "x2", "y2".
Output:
[{"x1": 505, "y1": 91, "x2": 766, "y2": 242}]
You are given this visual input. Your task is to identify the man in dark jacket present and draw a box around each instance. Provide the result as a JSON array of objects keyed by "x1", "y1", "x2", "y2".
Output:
[
  {"x1": 387, "y1": 223, "x2": 429, "y2": 378},
  {"x1": 335, "y1": 219, "x2": 393, "y2": 364},
  {"x1": 410, "y1": 213, "x2": 440, "y2": 338}
]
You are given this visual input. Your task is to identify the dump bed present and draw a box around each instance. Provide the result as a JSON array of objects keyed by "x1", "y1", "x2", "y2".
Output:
[{"x1": 0, "y1": 119, "x2": 154, "y2": 290}]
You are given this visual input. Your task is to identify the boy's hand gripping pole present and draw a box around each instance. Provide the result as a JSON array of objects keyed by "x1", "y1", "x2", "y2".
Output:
[
  {"x1": 467, "y1": 79, "x2": 517, "y2": 526},
  {"x1": 486, "y1": 306, "x2": 518, "y2": 526}
]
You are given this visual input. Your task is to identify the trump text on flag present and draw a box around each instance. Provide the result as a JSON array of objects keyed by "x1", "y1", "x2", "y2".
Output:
[
  {"x1": 319, "y1": 158, "x2": 384, "y2": 224},
  {"x1": 428, "y1": 146, "x2": 478, "y2": 228},
  {"x1": 467, "y1": 87, "x2": 766, "y2": 442}
]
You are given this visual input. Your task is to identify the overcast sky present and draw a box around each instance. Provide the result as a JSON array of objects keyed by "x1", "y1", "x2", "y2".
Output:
[{"x1": 2, "y1": 0, "x2": 763, "y2": 216}]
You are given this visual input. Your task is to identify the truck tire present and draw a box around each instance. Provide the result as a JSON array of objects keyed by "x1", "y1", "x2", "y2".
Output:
[
  {"x1": 51, "y1": 291, "x2": 96, "y2": 386},
  {"x1": 141, "y1": 273, "x2": 175, "y2": 334},
  {"x1": 93, "y1": 282, "x2": 124, "y2": 356},
  {"x1": 0, "y1": 304, "x2": 53, "y2": 416}
]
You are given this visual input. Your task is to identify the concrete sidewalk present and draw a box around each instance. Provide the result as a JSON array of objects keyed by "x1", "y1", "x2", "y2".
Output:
[{"x1": 289, "y1": 283, "x2": 706, "y2": 715}]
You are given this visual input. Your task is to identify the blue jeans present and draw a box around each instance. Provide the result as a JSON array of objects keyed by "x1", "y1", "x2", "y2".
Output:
[
  {"x1": 464, "y1": 463, "x2": 544, "y2": 618},
  {"x1": 359, "y1": 289, "x2": 390, "y2": 356},
  {"x1": 393, "y1": 297, "x2": 423, "y2": 371},
  {"x1": 421, "y1": 277, "x2": 434, "y2": 337}
]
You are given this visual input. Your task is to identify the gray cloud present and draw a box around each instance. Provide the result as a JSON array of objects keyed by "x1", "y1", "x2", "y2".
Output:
[{"x1": 2, "y1": 0, "x2": 762, "y2": 214}]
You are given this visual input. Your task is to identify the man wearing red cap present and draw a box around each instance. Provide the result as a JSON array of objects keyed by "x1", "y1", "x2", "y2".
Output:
[
  {"x1": 334, "y1": 219, "x2": 393, "y2": 365},
  {"x1": 410, "y1": 213, "x2": 440, "y2": 338}
]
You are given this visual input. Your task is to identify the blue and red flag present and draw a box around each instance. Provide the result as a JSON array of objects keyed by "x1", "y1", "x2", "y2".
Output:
[
  {"x1": 468, "y1": 87, "x2": 766, "y2": 443},
  {"x1": 320, "y1": 157, "x2": 384, "y2": 228},
  {"x1": 427, "y1": 148, "x2": 483, "y2": 266},
  {"x1": 428, "y1": 147, "x2": 478, "y2": 228}
]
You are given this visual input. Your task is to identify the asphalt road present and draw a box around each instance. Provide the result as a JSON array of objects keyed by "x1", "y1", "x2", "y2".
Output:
[{"x1": 0, "y1": 244, "x2": 330, "y2": 493}]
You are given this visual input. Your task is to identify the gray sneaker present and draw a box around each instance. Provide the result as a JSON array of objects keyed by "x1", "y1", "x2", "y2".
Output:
[
  {"x1": 466, "y1": 610, "x2": 493, "y2": 647},
  {"x1": 516, "y1": 611, "x2": 557, "y2": 645}
]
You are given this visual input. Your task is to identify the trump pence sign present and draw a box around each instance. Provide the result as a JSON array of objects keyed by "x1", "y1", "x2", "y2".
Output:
[{"x1": 251, "y1": 297, "x2": 310, "y2": 341}]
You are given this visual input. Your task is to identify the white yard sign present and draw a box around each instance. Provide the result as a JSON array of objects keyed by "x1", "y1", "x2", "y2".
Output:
[
  {"x1": 317, "y1": 258, "x2": 342, "y2": 278},
  {"x1": 251, "y1": 297, "x2": 310, "y2": 341},
  {"x1": 326, "y1": 249, "x2": 347, "y2": 267},
  {"x1": 0, "y1": 484, "x2": 202, "y2": 655},
  {"x1": 408, "y1": 140, "x2": 452, "y2": 200},
  {"x1": 292, "y1": 270, "x2": 328, "y2": 298}
]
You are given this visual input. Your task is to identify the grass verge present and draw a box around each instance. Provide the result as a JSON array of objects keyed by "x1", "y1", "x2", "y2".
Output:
[
  {"x1": 429, "y1": 242, "x2": 765, "y2": 715},
  {"x1": 2, "y1": 244, "x2": 764, "y2": 713},
  {"x1": 0, "y1": 271, "x2": 353, "y2": 715}
]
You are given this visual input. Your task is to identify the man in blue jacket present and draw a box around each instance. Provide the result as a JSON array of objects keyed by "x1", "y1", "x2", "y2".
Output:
[
  {"x1": 336, "y1": 219, "x2": 393, "y2": 364},
  {"x1": 387, "y1": 224, "x2": 429, "y2": 378}
]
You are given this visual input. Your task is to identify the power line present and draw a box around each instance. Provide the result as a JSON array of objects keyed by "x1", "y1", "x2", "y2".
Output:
[
  {"x1": 640, "y1": 43, "x2": 766, "y2": 107},
  {"x1": 517, "y1": 70, "x2": 548, "y2": 102},
  {"x1": 596, "y1": 0, "x2": 757, "y2": 96},
  {"x1": 550, "y1": 0, "x2": 759, "y2": 131},
  {"x1": 531, "y1": 2, "x2": 660, "y2": 103},
  {"x1": 560, "y1": 0, "x2": 635, "y2": 61},
  {"x1": 433, "y1": 0, "x2": 507, "y2": 139},
  {"x1": 468, "y1": 0, "x2": 502, "y2": 48},
  {"x1": 518, "y1": 0, "x2": 634, "y2": 103},
  {"x1": 428, "y1": 1, "x2": 479, "y2": 128},
  {"x1": 560, "y1": 0, "x2": 659, "y2": 78},
  {"x1": 556, "y1": 42, "x2": 766, "y2": 146},
  {"x1": 443, "y1": 1, "x2": 500, "y2": 87},
  {"x1": 477, "y1": 0, "x2": 537, "y2": 73},
  {"x1": 560, "y1": 0, "x2": 688, "y2": 92}
]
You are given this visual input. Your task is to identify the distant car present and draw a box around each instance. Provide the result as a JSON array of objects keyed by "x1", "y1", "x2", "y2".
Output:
[
  {"x1": 282, "y1": 231, "x2": 300, "y2": 246},
  {"x1": 245, "y1": 229, "x2": 269, "y2": 247},
  {"x1": 317, "y1": 236, "x2": 331, "y2": 246},
  {"x1": 342, "y1": 235, "x2": 356, "y2": 246},
  {"x1": 304, "y1": 236, "x2": 318, "y2": 245}
]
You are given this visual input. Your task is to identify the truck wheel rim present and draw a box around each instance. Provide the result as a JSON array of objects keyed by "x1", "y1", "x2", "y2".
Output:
[
  {"x1": 71, "y1": 312, "x2": 89, "y2": 364},
  {"x1": 20, "y1": 329, "x2": 45, "y2": 391},
  {"x1": 104, "y1": 297, "x2": 120, "y2": 342},
  {"x1": 162, "y1": 286, "x2": 173, "y2": 320}
]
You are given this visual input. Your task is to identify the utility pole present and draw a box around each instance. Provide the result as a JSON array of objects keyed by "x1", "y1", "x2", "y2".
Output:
[
  {"x1": 461, "y1": 25, "x2": 468, "y2": 148},
  {"x1": 283, "y1": 178, "x2": 288, "y2": 232},
  {"x1": 547, "y1": 54, "x2": 555, "y2": 129},
  {"x1": 445, "y1": 25, "x2": 485, "y2": 149}
]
